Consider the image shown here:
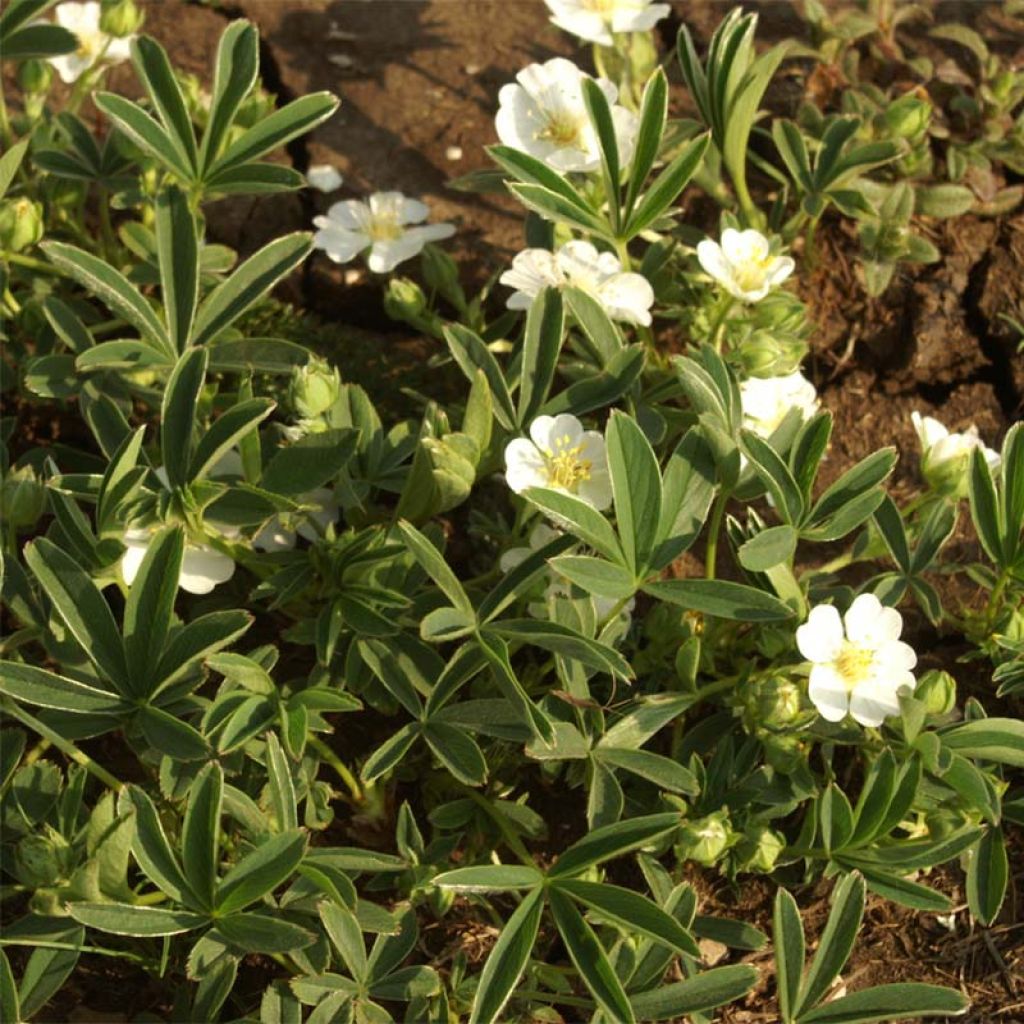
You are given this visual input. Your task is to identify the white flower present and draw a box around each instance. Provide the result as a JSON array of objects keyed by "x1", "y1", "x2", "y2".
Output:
[
  {"x1": 312, "y1": 192, "x2": 455, "y2": 274},
  {"x1": 495, "y1": 57, "x2": 639, "y2": 173},
  {"x1": 697, "y1": 228, "x2": 795, "y2": 303},
  {"x1": 121, "y1": 527, "x2": 236, "y2": 596},
  {"x1": 306, "y1": 164, "x2": 344, "y2": 192},
  {"x1": 505, "y1": 414, "x2": 612, "y2": 510},
  {"x1": 253, "y1": 487, "x2": 339, "y2": 552},
  {"x1": 740, "y1": 371, "x2": 819, "y2": 439},
  {"x1": 911, "y1": 412, "x2": 1000, "y2": 495},
  {"x1": 796, "y1": 594, "x2": 917, "y2": 728},
  {"x1": 46, "y1": 2, "x2": 134, "y2": 84},
  {"x1": 544, "y1": 0, "x2": 670, "y2": 46},
  {"x1": 501, "y1": 240, "x2": 654, "y2": 325}
]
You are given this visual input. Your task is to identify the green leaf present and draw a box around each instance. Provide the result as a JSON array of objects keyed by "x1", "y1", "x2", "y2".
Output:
[
  {"x1": 126, "y1": 786, "x2": 197, "y2": 906},
  {"x1": 799, "y1": 983, "x2": 968, "y2": 1023},
  {"x1": 191, "y1": 233, "x2": 313, "y2": 347},
  {"x1": 742, "y1": 430, "x2": 805, "y2": 525},
  {"x1": 549, "y1": 887, "x2": 635, "y2": 1024},
  {"x1": 517, "y1": 287, "x2": 564, "y2": 426},
  {"x1": 15, "y1": 922, "x2": 85, "y2": 1020},
  {"x1": 260, "y1": 428, "x2": 359, "y2": 495},
  {"x1": 433, "y1": 865, "x2": 543, "y2": 892},
  {"x1": 216, "y1": 912, "x2": 316, "y2": 954},
  {"x1": 809, "y1": 449, "x2": 897, "y2": 529},
  {"x1": 155, "y1": 185, "x2": 199, "y2": 352},
  {"x1": 211, "y1": 93, "x2": 339, "y2": 173},
  {"x1": 606, "y1": 411, "x2": 662, "y2": 574},
  {"x1": 967, "y1": 445, "x2": 1004, "y2": 566},
  {"x1": 2, "y1": 23, "x2": 77, "y2": 61},
  {"x1": 0, "y1": 139, "x2": 28, "y2": 201},
  {"x1": 773, "y1": 888, "x2": 805, "y2": 1023},
  {"x1": 398, "y1": 520, "x2": 472, "y2": 614},
  {"x1": 361, "y1": 723, "x2": 420, "y2": 783},
  {"x1": 182, "y1": 762, "x2": 224, "y2": 911},
  {"x1": 563, "y1": 286, "x2": 623, "y2": 365},
  {"x1": 629, "y1": 964, "x2": 758, "y2": 1020},
  {"x1": 738, "y1": 524, "x2": 798, "y2": 572},
  {"x1": 153, "y1": 610, "x2": 252, "y2": 692},
  {"x1": 999, "y1": 423, "x2": 1023, "y2": 566},
  {"x1": 0, "y1": 950, "x2": 17, "y2": 1024},
  {"x1": 443, "y1": 323, "x2": 516, "y2": 431},
  {"x1": 477, "y1": 633, "x2": 553, "y2": 745},
  {"x1": 940, "y1": 718, "x2": 1024, "y2": 767},
  {"x1": 548, "y1": 812, "x2": 679, "y2": 879},
  {"x1": 795, "y1": 872, "x2": 865, "y2": 1017},
  {"x1": 821, "y1": 784, "x2": 855, "y2": 855},
  {"x1": 198, "y1": 20, "x2": 260, "y2": 172},
  {"x1": 521, "y1": 487, "x2": 624, "y2": 563},
  {"x1": 206, "y1": 162, "x2": 306, "y2": 195},
  {"x1": 624, "y1": 68, "x2": 668, "y2": 219},
  {"x1": 469, "y1": 886, "x2": 544, "y2": 1024},
  {"x1": 582, "y1": 77, "x2": 621, "y2": 233},
  {"x1": 423, "y1": 722, "x2": 487, "y2": 786},
  {"x1": 216, "y1": 830, "x2": 308, "y2": 915},
  {"x1": 123, "y1": 525, "x2": 184, "y2": 698},
  {"x1": 548, "y1": 555, "x2": 637, "y2": 600},
  {"x1": 967, "y1": 828, "x2": 1008, "y2": 927},
  {"x1": 509, "y1": 182, "x2": 612, "y2": 238},
  {"x1": 0, "y1": 662, "x2": 127, "y2": 715},
  {"x1": 93, "y1": 92, "x2": 194, "y2": 180},
  {"x1": 594, "y1": 747, "x2": 698, "y2": 795},
  {"x1": 555, "y1": 879, "x2": 700, "y2": 957},
  {"x1": 40, "y1": 241, "x2": 169, "y2": 354},
  {"x1": 137, "y1": 705, "x2": 211, "y2": 761},
  {"x1": 190, "y1": 398, "x2": 275, "y2": 482},
  {"x1": 132, "y1": 36, "x2": 198, "y2": 177},
  {"x1": 161, "y1": 346, "x2": 207, "y2": 489},
  {"x1": 625, "y1": 134, "x2": 709, "y2": 237},
  {"x1": 851, "y1": 866, "x2": 952, "y2": 912},
  {"x1": 319, "y1": 903, "x2": 367, "y2": 983},
  {"x1": 643, "y1": 578, "x2": 793, "y2": 621},
  {"x1": 24, "y1": 538, "x2": 127, "y2": 690},
  {"x1": 69, "y1": 904, "x2": 205, "y2": 937}
]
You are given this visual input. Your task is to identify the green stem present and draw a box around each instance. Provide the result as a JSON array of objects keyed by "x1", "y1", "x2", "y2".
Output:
[
  {"x1": 0, "y1": 73, "x2": 12, "y2": 150},
  {"x1": 708, "y1": 295, "x2": 736, "y2": 353},
  {"x1": 704, "y1": 491, "x2": 728, "y2": 580},
  {"x1": 518, "y1": 990, "x2": 595, "y2": 1010},
  {"x1": 308, "y1": 735, "x2": 363, "y2": 804},
  {"x1": 985, "y1": 568, "x2": 1011, "y2": 633},
  {"x1": 614, "y1": 237, "x2": 632, "y2": 272},
  {"x1": 98, "y1": 192, "x2": 117, "y2": 262},
  {"x1": 804, "y1": 216, "x2": 820, "y2": 270},
  {"x1": 2, "y1": 251, "x2": 65, "y2": 276},
  {"x1": 731, "y1": 169, "x2": 759, "y2": 229},
  {"x1": 2, "y1": 701, "x2": 124, "y2": 792}
]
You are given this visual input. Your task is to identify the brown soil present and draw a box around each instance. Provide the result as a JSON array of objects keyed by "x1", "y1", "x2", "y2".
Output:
[{"x1": 14, "y1": 0, "x2": 1024, "y2": 1021}]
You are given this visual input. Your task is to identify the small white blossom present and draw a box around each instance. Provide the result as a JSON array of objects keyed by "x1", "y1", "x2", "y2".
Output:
[
  {"x1": 741, "y1": 370, "x2": 819, "y2": 439},
  {"x1": 312, "y1": 192, "x2": 455, "y2": 274},
  {"x1": 253, "y1": 487, "x2": 340, "y2": 552},
  {"x1": 697, "y1": 228, "x2": 794, "y2": 303},
  {"x1": 495, "y1": 57, "x2": 638, "y2": 173},
  {"x1": 504, "y1": 413, "x2": 612, "y2": 510},
  {"x1": 796, "y1": 594, "x2": 917, "y2": 728},
  {"x1": 121, "y1": 527, "x2": 236, "y2": 596},
  {"x1": 501, "y1": 240, "x2": 654, "y2": 325},
  {"x1": 306, "y1": 164, "x2": 344, "y2": 192},
  {"x1": 544, "y1": 0, "x2": 670, "y2": 46},
  {"x1": 911, "y1": 411, "x2": 1000, "y2": 495},
  {"x1": 47, "y1": 2, "x2": 134, "y2": 84}
]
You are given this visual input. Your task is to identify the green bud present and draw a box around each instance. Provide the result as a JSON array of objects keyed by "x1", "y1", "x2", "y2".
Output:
[
  {"x1": 745, "y1": 677, "x2": 803, "y2": 730},
  {"x1": 15, "y1": 834, "x2": 62, "y2": 888},
  {"x1": 735, "y1": 826, "x2": 785, "y2": 873},
  {"x1": 288, "y1": 356, "x2": 341, "y2": 420},
  {"x1": 1, "y1": 466, "x2": 47, "y2": 528},
  {"x1": 384, "y1": 277, "x2": 427, "y2": 319},
  {"x1": 885, "y1": 95, "x2": 931, "y2": 140},
  {"x1": 100, "y1": 0, "x2": 144, "y2": 37},
  {"x1": 914, "y1": 669, "x2": 956, "y2": 716},
  {"x1": 677, "y1": 811, "x2": 735, "y2": 867},
  {"x1": 735, "y1": 331, "x2": 784, "y2": 376},
  {"x1": 17, "y1": 59, "x2": 53, "y2": 95},
  {"x1": 0, "y1": 198, "x2": 44, "y2": 252}
]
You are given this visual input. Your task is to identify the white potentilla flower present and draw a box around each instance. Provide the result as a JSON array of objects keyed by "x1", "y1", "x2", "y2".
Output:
[
  {"x1": 495, "y1": 57, "x2": 639, "y2": 173},
  {"x1": 796, "y1": 593, "x2": 917, "y2": 728},
  {"x1": 544, "y1": 0, "x2": 671, "y2": 46},
  {"x1": 253, "y1": 487, "x2": 340, "y2": 552},
  {"x1": 121, "y1": 527, "x2": 236, "y2": 596},
  {"x1": 911, "y1": 411, "x2": 1000, "y2": 495},
  {"x1": 501, "y1": 240, "x2": 654, "y2": 325},
  {"x1": 740, "y1": 370, "x2": 819, "y2": 439},
  {"x1": 47, "y1": 2, "x2": 134, "y2": 84},
  {"x1": 312, "y1": 192, "x2": 455, "y2": 274},
  {"x1": 504, "y1": 413, "x2": 612, "y2": 510},
  {"x1": 306, "y1": 164, "x2": 344, "y2": 192},
  {"x1": 697, "y1": 228, "x2": 795, "y2": 303}
]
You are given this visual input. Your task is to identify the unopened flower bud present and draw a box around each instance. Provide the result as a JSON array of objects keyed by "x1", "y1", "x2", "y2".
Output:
[
  {"x1": 100, "y1": 0, "x2": 144, "y2": 37},
  {"x1": 915, "y1": 669, "x2": 956, "y2": 716},
  {"x1": 15, "y1": 835, "x2": 62, "y2": 888},
  {"x1": 1, "y1": 466, "x2": 47, "y2": 528},
  {"x1": 0, "y1": 198, "x2": 44, "y2": 252},
  {"x1": 747, "y1": 677, "x2": 803, "y2": 730},
  {"x1": 384, "y1": 277, "x2": 427, "y2": 319},
  {"x1": 288, "y1": 356, "x2": 341, "y2": 420},
  {"x1": 677, "y1": 811, "x2": 735, "y2": 866},
  {"x1": 735, "y1": 331, "x2": 784, "y2": 376},
  {"x1": 885, "y1": 95, "x2": 931, "y2": 140},
  {"x1": 18, "y1": 59, "x2": 53, "y2": 95},
  {"x1": 735, "y1": 826, "x2": 785, "y2": 873}
]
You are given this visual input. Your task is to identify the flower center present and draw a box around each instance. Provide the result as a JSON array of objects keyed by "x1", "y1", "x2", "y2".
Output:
[
  {"x1": 580, "y1": 0, "x2": 615, "y2": 12},
  {"x1": 544, "y1": 436, "x2": 592, "y2": 491},
  {"x1": 537, "y1": 111, "x2": 584, "y2": 148},
  {"x1": 367, "y1": 213, "x2": 403, "y2": 242},
  {"x1": 77, "y1": 28, "x2": 106, "y2": 60},
  {"x1": 834, "y1": 643, "x2": 875, "y2": 688},
  {"x1": 731, "y1": 253, "x2": 773, "y2": 292}
]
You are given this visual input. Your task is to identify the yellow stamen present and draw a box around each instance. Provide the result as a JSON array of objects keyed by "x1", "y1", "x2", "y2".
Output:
[
  {"x1": 544, "y1": 435, "x2": 592, "y2": 491},
  {"x1": 834, "y1": 644, "x2": 875, "y2": 689},
  {"x1": 367, "y1": 214, "x2": 403, "y2": 242},
  {"x1": 537, "y1": 113, "x2": 584, "y2": 148}
]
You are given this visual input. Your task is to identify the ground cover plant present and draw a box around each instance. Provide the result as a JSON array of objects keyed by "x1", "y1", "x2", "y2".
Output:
[{"x1": 0, "y1": 1, "x2": 1022, "y2": 1021}]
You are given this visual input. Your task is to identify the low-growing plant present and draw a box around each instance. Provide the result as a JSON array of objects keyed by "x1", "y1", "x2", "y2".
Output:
[{"x1": 0, "y1": 1, "x2": 1019, "y2": 1022}]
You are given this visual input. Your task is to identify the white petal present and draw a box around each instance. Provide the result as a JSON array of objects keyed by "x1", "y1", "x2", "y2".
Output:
[
  {"x1": 875, "y1": 640, "x2": 917, "y2": 673},
  {"x1": 119, "y1": 532, "x2": 150, "y2": 586},
  {"x1": 253, "y1": 519, "x2": 297, "y2": 552},
  {"x1": 596, "y1": 272, "x2": 654, "y2": 325},
  {"x1": 911, "y1": 412, "x2": 948, "y2": 451},
  {"x1": 313, "y1": 225, "x2": 368, "y2": 264},
  {"x1": 577, "y1": 468, "x2": 612, "y2": 510},
  {"x1": 696, "y1": 239, "x2": 731, "y2": 288},
  {"x1": 808, "y1": 664, "x2": 850, "y2": 722},
  {"x1": 848, "y1": 677, "x2": 903, "y2": 727},
  {"x1": 844, "y1": 593, "x2": 897, "y2": 646},
  {"x1": 179, "y1": 545, "x2": 235, "y2": 595},
  {"x1": 796, "y1": 605, "x2": 844, "y2": 663},
  {"x1": 532, "y1": 413, "x2": 584, "y2": 453},
  {"x1": 306, "y1": 165, "x2": 344, "y2": 192},
  {"x1": 323, "y1": 199, "x2": 372, "y2": 231},
  {"x1": 367, "y1": 236, "x2": 423, "y2": 273},
  {"x1": 766, "y1": 256, "x2": 795, "y2": 287},
  {"x1": 504, "y1": 438, "x2": 548, "y2": 493},
  {"x1": 404, "y1": 222, "x2": 456, "y2": 245}
]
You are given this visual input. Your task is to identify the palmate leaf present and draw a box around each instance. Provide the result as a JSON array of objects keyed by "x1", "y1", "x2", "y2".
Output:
[
  {"x1": 799, "y1": 984, "x2": 968, "y2": 1023},
  {"x1": 69, "y1": 904, "x2": 205, "y2": 937},
  {"x1": 161, "y1": 346, "x2": 207, "y2": 489},
  {"x1": 131, "y1": 36, "x2": 198, "y2": 178},
  {"x1": 216, "y1": 830, "x2": 308, "y2": 916},
  {"x1": 773, "y1": 888, "x2": 805, "y2": 1023},
  {"x1": 124, "y1": 786, "x2": 197, "y2": 907},
  {"x1": 199, "y1": 19, "x2": 260, "y2": 173},
  {"x1": 154, "y1": 186, "x2": 199, "y2": 352},
  {"x1": 0, "y1": 662, "x2": 127, "y2": 715},
  {"x1": 182, "y1": 763, "x2": 224, "y2": 912},
  {"x1": 606, "y1": 410, "x2": 662, "y2": 574},
  {"x1": 629, "y1": 964, "x2": 758, "y2": 1020}
]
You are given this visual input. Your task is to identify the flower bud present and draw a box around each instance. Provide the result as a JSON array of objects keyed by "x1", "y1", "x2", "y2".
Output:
[
  {"x1": 885, "y1": 95, "x2": 931, "y2": 140},
  {"x1": 1, "y1": 466, "x2": 47, "y2": 528},
  {"x1": 746, "y1": 677, "x2": 803, "y2": 730},
  {"x1": 677, "y1": 811, "x2": 735, "y2": 867},
  {"x1": 384, "y1": 277, "x2": 427, "y2": 319},
  {"x1": 17, "y1": 59, "x2": 53, "y2": 95},
  {"x1": 15, "y1": 834, "x2": 62, "y2": 888},
  {"x1": 735, "y1": 331, "x2": 784, "y2": 376},
  {"x1": 735, "y1": 825, "x2": 785, "y2": 873},
  {"x1": 288, "y1": 356, "x2": 341, "y2": 420},
  {"x1": 0, "y1": 198, "x2": 44, "y2": 252},
  {"x1": 914, "y1": 669, "x2": 956, "y2": 716},
  {"x1": 100, "y1": 0, "x2": 144, "y2": 37}
]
